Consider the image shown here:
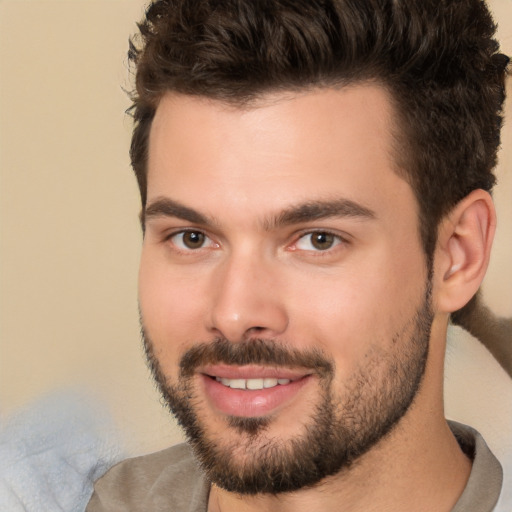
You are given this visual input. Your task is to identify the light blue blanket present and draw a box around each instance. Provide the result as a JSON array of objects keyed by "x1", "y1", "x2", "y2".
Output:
[{"x1": 0, "y1": 391, "x2": 121, "y2": 512}]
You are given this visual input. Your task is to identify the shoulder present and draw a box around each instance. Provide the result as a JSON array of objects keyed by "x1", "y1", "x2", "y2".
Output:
[
  {"x1": 86, "y1": 443, "x2": 209, "y2": 512},
  {"x1": 449, "y1": 421, "x2": 504, "y2": 512}
]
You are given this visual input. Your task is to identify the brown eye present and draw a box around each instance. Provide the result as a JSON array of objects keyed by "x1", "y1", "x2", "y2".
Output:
[
  {"x1": 310, "y1": 232, "x2": 335, "y2": 250},
  {"x1": 295, "y1": 231, "x2": 342, "y2": 251},
  {"x1": 170, "y1": 230, "x2": 212, "y2": 250},
  {"x1": 182, "y1": 231, "x2": 205, "y2": 249}
]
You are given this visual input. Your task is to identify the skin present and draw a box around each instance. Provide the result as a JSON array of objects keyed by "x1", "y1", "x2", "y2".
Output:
[{"x1": 139, "y1": 85, "x2": 495, "y2": 511}]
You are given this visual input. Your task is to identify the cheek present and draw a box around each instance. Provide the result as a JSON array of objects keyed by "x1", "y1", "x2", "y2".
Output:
[
  {"x1": 287, "y1": 251, "x2": 426, "y2": 371},
  {"x1": 138, "y1": 251, "x2": 208, "y2": 371}
]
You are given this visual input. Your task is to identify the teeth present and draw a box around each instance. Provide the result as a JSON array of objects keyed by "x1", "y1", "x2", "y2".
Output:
[
  {"x1": 215, "y1": 377, "x2": 291, "y2": 390},
  {"x1": 228, "y1": 378, "x2": 246, "y2": 389},
  {"x1": 246, "y1": 378, "x2": 263, "y2": 390},
  {"x1": 263, "y1": 378, "x2": 278, "y2": 388}
]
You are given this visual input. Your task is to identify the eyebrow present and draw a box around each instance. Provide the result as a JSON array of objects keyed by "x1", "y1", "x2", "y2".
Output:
[
  {"x1": 143, "y1": 196, "x2": 376, "y2": 229},
  {"x1": 268, "y1": 199, "x2": 376, "y2": 229},
  {"x1": 144, "y1": 197, "x2": 211, "y2": 226}
]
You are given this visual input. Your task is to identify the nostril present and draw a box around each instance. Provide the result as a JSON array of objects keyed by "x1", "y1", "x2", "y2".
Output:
[{"x1": 242, "y1": 326, "x2": 267, "y2": 340}]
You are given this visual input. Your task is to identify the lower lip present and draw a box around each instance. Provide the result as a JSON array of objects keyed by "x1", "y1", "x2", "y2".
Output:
[{"x1": 200, "y1": 374, "x2": 312, "y2": 418}]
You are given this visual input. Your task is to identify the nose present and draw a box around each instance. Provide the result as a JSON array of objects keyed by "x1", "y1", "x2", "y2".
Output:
[{"x1": 207, "y1": 252, "x2": 289, "y2": 342}]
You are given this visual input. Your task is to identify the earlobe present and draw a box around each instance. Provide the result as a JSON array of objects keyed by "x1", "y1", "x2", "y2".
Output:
[{"x1": 435, "y1": 189, "x2": 496, "y2": 313}]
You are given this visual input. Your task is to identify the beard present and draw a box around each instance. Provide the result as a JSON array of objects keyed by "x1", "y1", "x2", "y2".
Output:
[{"x1": 142, "y1": 282, "x2": 433, "y2": 495}]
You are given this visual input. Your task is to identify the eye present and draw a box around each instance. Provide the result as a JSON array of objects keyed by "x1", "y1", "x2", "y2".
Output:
[
  {"x1": 294, "y1": 231, "x2": 343, "y2": 251},
  {"x1": 169, "y1": 230, "x2": 217, "y2": 251}
]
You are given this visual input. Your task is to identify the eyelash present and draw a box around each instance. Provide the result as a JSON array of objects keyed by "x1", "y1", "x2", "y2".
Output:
[
  {"x1": 165, "y1": 229, "x2": 218, "y2": 252},
  {"x1": 165, "y1": 228, "x2": 348, "y2": 255},
  {"x1": 291, "y1": 230, "x2": 348, "y2": 253}
]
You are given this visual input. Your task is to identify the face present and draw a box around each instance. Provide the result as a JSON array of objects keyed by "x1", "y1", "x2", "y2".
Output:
[{"x1": 139, "y1": 86, "x2": 433, "y2": 493}]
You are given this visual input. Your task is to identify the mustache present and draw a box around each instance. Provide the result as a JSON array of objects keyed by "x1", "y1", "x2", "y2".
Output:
[{"x1": 179, "y1": 338, "x2": 334, "y2": 379}]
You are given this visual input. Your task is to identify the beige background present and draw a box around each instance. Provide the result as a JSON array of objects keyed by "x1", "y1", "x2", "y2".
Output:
[{"x1": 0, "y1": 0, "x2": 511, "y2": 457}]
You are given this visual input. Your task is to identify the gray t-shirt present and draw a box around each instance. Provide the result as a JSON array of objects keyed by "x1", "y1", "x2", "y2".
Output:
[{"x1": 87, "y1": 421, "x2": 503, "y2": 511}]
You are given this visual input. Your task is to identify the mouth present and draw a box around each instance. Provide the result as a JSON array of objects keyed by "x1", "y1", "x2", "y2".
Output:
[
  {"x1": 213, "y1": 376, "x2": 293, "y2": 390},
  {"x1": 198, "y1": 365, "x2": 314, "y2": 418}
]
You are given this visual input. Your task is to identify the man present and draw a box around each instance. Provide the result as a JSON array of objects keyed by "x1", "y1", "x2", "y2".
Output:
[{"x1": 87, "y1": 0, "x2": 509, "y2": 510}]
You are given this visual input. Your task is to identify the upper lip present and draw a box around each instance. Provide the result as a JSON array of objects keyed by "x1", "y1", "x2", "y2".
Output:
[{"x1": 199, "y1": 364, "x2": 313, "y2": 381}]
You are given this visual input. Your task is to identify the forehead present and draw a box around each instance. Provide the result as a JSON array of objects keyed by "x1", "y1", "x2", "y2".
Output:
[{"x1": 147, "y1": 85, "x2": 414, "y2": 220}]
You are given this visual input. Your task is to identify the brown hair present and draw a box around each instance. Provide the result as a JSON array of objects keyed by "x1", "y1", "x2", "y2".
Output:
[{"x1": 128, "y1": 0, "x2": 508, "y2": 258}]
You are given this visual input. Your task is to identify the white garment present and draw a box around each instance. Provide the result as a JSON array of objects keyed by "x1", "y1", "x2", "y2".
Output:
[{"x1": 445, "y1": 325, "x2": 512, "y2": 510}]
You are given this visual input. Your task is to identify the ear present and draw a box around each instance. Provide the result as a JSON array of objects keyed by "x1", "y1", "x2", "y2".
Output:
[{"x1": 434, "y1": 189, "x2": 496, "y2": 313}]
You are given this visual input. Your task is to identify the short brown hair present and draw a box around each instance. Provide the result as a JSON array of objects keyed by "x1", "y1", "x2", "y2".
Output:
[{"x1": 128, "y1": 0, "x2": 508, "y2": 258}]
